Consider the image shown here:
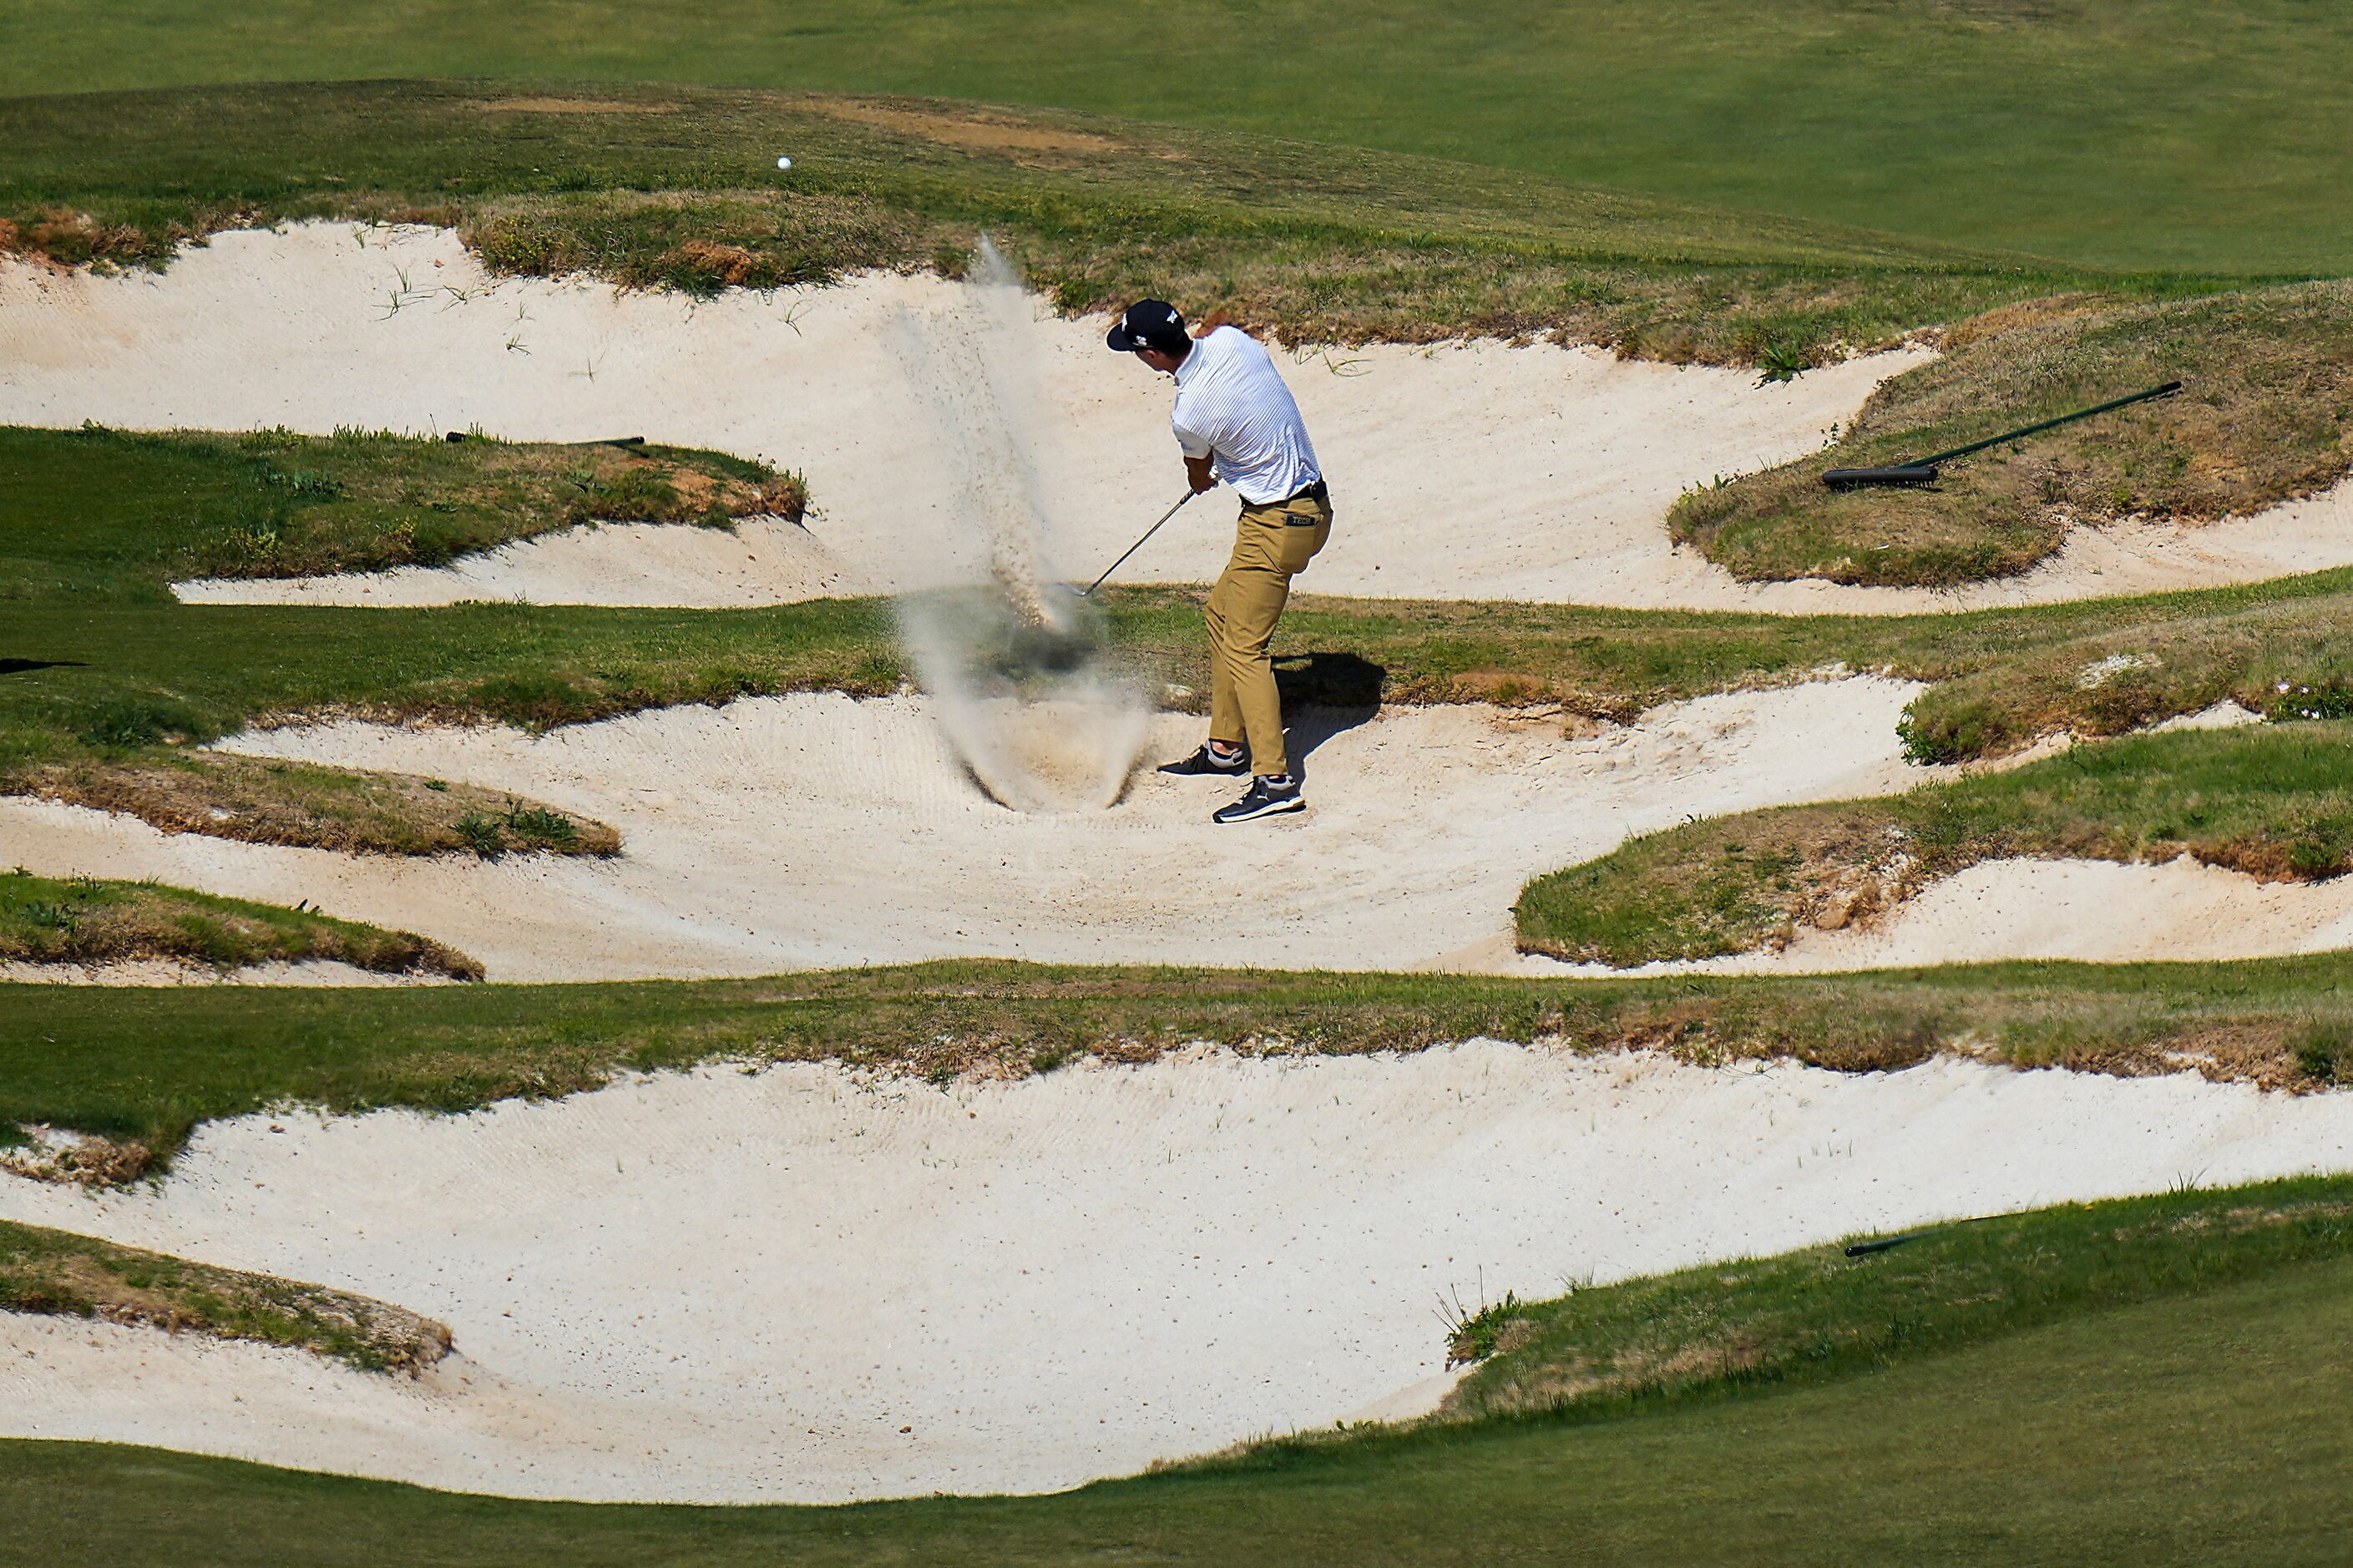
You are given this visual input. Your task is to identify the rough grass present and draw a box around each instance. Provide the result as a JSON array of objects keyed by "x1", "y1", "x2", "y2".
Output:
[
  {"x1": 11, "y1": 955, "x2": 2353, "y2": 1177},
  {"x1": 0, "y1": 1218, "x2": 451, "y2": 1373},
  {"x1": 23, "y1": 754, "x2": 617, "y2": 859},
  {"x1": 1424, "y1": 1177, "x2": 2353, "y2": 1425},
  {"x1": 1515, "y1": 724, "x2": 2353, "y2": 968},
  {"x1": 1897, "y1": 587, "x2": 2353, "y2": 762},
  {"x1": 6, "y1": 424, "x2": 802, "y2": 602},
  {"x1": 0, "y1": 80, "x2": 2142, "y2": 369},
  {"x1": 0, "y1": 869, "x2": 480, "y2": 978},
  {"x1": 1670, "y1": 283, "x2": 2353, "y2": 587},
  {"x1": 4, "y1": 1245, "x2": 2350, "y2": 1562}
]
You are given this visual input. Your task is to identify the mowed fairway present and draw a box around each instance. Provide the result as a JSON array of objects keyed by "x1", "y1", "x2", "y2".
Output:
[
  {"x1": 9, "y1": 1255, "x2": 2352, "y2": 1565},
  {"x1": 1, "y1": 1, "x2": 2349, "y2": 271}
]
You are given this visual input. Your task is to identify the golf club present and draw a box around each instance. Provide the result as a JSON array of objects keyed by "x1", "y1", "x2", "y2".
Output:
[
  {"x1": 1822, "y1": 380, "x2": 2183, "y2": 489},
  {"x1": 1080, "y1": 490, "x2": 1197, "y2": 596}
]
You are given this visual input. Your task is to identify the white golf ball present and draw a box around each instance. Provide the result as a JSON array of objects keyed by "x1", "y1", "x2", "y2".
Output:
[{"x1": 776, "y1": 155, "x2": 793, "y2": 171}]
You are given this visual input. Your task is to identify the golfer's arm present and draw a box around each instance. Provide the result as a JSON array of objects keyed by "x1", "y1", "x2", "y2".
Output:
[{"x1": 1185, "y1": 454, "x2": 1216, "y2": 493}]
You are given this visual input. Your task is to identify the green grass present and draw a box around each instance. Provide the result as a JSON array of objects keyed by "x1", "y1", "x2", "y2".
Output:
[
  {"x1": 6, "y1": 1232, "x2": 2351, "y2": 1564},
  {"x1": 1438, "y1": 1176, "x2": 2353, "y2": 1427},
  {"x1": 1515, "y1": 723, "x2": 2353, "y2": 968},
  {"x1": 0, "y1": 1219, "x2": 449, "y2": 1373},
  {"x1": 0, "y1": 869, "x2": 478, "y2": 977},
  {"x1": 1899, "y1": 587, "x2": 2353, "y2": 762},
  {"x1": 0, "y1": 5, "x2": 2348, "y2": 275},
  {"x1": 3, "y1": 423, "x2": 799, "y2": 603},
  {"x1": 1670, "y1": 283, "x2": 2353, "y2": 586},
  {"x1": 0, "y1": 79, "x2": 2126, "y2": 367},
  {"x1": 13, "y1": 955, "x2": 2353, "y2": 1174}
]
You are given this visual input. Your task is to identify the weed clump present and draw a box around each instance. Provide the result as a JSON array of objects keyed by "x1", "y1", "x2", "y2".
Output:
[{"x1": 0, "y1": 1217, "x2": 453, "y2": 1374}]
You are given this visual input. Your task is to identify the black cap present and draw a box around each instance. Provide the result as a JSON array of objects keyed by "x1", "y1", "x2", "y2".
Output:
[{"x1": 1106, "y1": 299, "x2": 1188, "y2": 356}]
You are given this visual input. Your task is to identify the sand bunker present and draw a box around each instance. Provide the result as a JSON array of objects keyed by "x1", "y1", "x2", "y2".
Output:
[
  {"x1": 0, "y1": 224, "x2": 1886, "y2": 611},
  {"x1": 172, "y1": 518, "x2": 852, "y2": 607},
  {"x1": 0, "y1": 679, "x2": 1935, "y2": 980},
  {"x1": 11, "y1": 223, "x2": 2347, "y2": 612},
  {"x1": 6, "y1": 1045, "x2": 2353, "y2": 1503},
  {"x1": 1784, "y1": 857, "x2": 2353, "y2": 969},
  {"x1": 1513, "y1": 854, "x2": 2353, "y2": 981}
]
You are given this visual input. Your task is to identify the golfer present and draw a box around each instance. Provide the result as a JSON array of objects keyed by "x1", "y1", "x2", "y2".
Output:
[{"x1": 1107, "y1": 300, "x2": 1331, "y2": 824}]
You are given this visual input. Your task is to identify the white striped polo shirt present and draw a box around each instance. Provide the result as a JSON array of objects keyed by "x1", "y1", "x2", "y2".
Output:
[{"x1": 1168, "y1": 326, "x2": 1323, "y2": 505}]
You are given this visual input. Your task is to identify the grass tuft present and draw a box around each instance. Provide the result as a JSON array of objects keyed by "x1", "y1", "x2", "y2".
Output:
[
  {"x1": 0, "y1": 870, "x2": 483, "y2": 979},
  {"x1": 0, "y1": 1218, "x2": 452, "y2": 1374}
]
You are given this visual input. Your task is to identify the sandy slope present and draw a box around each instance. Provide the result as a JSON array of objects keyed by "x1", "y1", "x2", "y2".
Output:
[
  {"x1": 0, "y1": 959, "x2": 441, "y2": 986},
  {"x1": 10, "y1": 224, "x2": 2346, "y2": 612},
  {"x1": 0, "y1": 223, "x2": 1887, "y2": 610},
  {"x1": 6, "y1": 1046, "x2": 2352, "y2": 1503},
  {"x1": 1510, "y1": 856, "x2": 2353, "y2": 981},
  {"x1": 0, "y1": 679, "x2": 1934, "y2": 979},
  {"x1": 1779, "y1": 857, "x2": 2353, "y2": 969},
  {"x1": 172, "y1": 518, "x2": 853, "y2": 607}
]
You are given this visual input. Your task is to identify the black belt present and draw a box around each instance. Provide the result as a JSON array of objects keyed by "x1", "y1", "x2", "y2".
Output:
[{"x1": 1253, "y1": 478, "x2": 1328, "y2": 521}]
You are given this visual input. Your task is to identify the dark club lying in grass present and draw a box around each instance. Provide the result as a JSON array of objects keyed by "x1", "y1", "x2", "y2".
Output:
[{"x1": 1671, "y1": 284, "x2": 2353, "y2": 589}]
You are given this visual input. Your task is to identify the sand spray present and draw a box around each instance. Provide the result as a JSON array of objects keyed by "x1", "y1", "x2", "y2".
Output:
[{"x1": 890, "y1": 240, "x2": 1152, "y2": 812}]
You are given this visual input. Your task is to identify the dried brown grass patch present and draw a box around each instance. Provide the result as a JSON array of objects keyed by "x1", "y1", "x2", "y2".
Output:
[
  {"x1": 476, "y1": 97, "x2": 677, "y2": 116},
  {"x1": 813, "y1": 99, "x2": 1132, "y2": 162},
  {"x1": 0, "y1": 1220, "x2": 453, "y2": 1374},
  {"x1": 0, "y1": 1131, "x2": 155, "y2": 1187},
  {"x1": 22, "y1": 754, "x2": 618, "y2": 862},
  {"x1": 658, "y1": 240, "x2": 767, "y2": 288}
]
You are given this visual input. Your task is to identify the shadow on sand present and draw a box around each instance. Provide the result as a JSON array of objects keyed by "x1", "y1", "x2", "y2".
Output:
[{"x1": 1275, "y1": 651, "x2": 1385, "y2": 775}]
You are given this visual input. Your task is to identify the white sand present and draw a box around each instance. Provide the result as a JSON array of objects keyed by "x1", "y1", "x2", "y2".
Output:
[
  {"x1": 6, "y1": 1046, "x2": 2352, "y2": 1503},
  {"x1": 1758, "y1": 857, "x2": 2353, "y2": 971},
  {"x1": 0, "y1": 223, "x2": 1912, "y2": 611},
  {"x1": 10, "y1": 223, "x2": 2344, "y2": 612},
  {"x1": 1510, "y1": 855, "x2": 2353, "y2": 982},
  {"x1": 171, "y1": 518, "x2": 853, "y2": 608},
  {"x1": 0, "y1": 679, "x2": 1935, "y2": 980}
]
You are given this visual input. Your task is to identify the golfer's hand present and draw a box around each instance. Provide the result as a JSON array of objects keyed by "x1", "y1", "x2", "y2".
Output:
[{"x1": 1185, "y1": 455, "x2": 1217, "y2": 493}]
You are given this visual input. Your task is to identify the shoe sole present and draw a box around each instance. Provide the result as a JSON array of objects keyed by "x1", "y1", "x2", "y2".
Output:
[{"x1": 1212, "y1": 797, "x2": 1306, "y2": 824}]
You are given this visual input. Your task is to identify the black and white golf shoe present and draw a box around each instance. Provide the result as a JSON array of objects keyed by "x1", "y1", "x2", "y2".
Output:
[
  {"x1": 1158, "y1": 742, "x2": 1249, "y2": 778},
  {"x1": 1212, "y1": 774, "x2": 1304, "y2": 824}
]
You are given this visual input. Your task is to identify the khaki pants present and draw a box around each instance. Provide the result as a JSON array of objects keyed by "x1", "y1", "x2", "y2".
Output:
[{"x1": 1204, "y1": 489, "x2": 1331, "y2": 777}]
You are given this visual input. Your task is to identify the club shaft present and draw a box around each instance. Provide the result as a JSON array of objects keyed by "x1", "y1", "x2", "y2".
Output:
[{"x1": 1080, "y1": 491, "x2": 1196, "y2": 596}]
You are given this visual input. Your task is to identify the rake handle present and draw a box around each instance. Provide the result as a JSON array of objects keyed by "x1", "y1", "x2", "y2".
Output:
[{"x1": 1910, "y1": 380, "x2": 2183, "y2": 468}]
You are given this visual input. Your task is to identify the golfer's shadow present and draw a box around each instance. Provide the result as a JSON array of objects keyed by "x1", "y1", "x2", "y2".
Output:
[{"x1": 1273, "y1": 651, "x2": 1384, "y2": 778}]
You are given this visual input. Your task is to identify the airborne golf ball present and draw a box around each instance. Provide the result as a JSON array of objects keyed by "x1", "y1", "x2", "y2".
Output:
[{"x1": 776, "y1": 155, "x2": 793, "y2": 171}]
